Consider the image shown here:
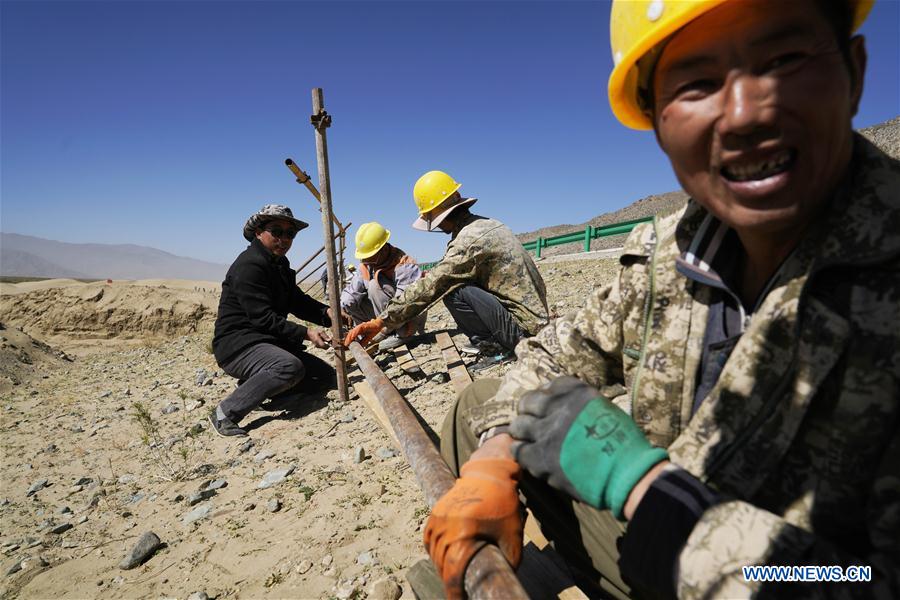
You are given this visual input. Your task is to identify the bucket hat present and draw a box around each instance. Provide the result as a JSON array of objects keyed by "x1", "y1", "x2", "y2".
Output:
[{"x1": 243, "y1": 204, "x2": 309, "y2": 241}]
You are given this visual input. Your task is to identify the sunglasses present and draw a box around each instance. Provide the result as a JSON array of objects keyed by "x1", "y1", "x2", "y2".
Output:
[{"x1": 265, "y1": 227, "x2": 298, "y2": 240}]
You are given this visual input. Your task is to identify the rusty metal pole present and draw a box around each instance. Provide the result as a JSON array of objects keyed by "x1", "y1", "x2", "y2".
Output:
[
  {"x1": 311, "y1": 88, "x2": 349, "y2": 405},
  {"x1": 348, "y1": 341, "x2": 529, "y2": 600}
]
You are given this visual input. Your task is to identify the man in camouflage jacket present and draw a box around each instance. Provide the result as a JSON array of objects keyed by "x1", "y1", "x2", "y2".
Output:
[
  {"x1": 425, "y1": 1, "x2": 899, "y2": 598},
  {"x1": 344, "y1": 191, "x2": 548, "y2": 355}
]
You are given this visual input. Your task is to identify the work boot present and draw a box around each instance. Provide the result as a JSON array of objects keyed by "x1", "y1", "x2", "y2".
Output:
[
  {"x1": 469, "y1": 351, "x2": 515, "y2": 373},
  {"x1": 377, "y1": 334, "x2": 405, "y2": 351},
  {"x1": 208, "y1": 412, "x2": 248, "y2": 438}
]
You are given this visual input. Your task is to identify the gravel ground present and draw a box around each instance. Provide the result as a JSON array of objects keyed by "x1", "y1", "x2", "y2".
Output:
[{"x1": 0, "y1": 256, "x2": 618, "y2": 600}]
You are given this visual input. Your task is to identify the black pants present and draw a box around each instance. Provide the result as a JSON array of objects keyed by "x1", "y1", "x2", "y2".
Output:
[
  {"x1": 442, "y1": 285, "x2": 527, "y2": 352},
  {"x1": 216, "y1": 343, "x2": 335, "y2": 424}
]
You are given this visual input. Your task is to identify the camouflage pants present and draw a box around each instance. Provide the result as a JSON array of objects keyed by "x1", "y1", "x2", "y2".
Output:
[{"x1": 440, "y1": 378, "x2": 632, "y2": 600}]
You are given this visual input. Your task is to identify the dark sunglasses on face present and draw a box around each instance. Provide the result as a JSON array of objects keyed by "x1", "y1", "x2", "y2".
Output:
[{"x1": 265, "y1": 227, "x2": 298, "y2": 240}]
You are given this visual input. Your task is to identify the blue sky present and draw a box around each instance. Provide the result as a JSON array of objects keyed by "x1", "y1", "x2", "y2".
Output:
[{"x1": 2, "y1": 0, "x2": 898, "y2": 269}]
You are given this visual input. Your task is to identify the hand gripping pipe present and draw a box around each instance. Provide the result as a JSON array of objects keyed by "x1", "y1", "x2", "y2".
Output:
[{"x1": 347, "y1": 341, "x2": 529, "y2": 600}]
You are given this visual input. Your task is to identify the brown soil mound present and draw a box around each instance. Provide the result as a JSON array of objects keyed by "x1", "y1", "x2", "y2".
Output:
[
  {"x1": 0, "y1": 282, "x2": 218, "y2": 342},
  {"x1": 0, "y1": 322, "x2": 72, "y2": 393}
]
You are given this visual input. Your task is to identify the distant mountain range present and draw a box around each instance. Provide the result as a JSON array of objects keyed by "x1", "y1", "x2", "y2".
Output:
[{"x1": 0, "y1": 233, "x2": 227, "y2": 281}]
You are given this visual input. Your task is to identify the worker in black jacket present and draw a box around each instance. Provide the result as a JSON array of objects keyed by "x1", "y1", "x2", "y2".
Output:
[{"x1": 210, "y1": 204, "x2": 340, "y2": 437}]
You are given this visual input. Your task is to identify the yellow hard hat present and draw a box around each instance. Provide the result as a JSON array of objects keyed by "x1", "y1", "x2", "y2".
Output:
[
  {"x1": 413, "y1": 170, "x2": 462, "y2": 216},
  {"x1": 354, "y1": 222, "x2": 391, "y2": 260},
  {"x1": 607, "y1": 0, "x2": 875, "y2": 130}
]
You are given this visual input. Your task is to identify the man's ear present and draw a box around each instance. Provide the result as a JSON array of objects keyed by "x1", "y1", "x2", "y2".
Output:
[{"x1": 847, "y1": 35, "x2": 867, "y2": 117}]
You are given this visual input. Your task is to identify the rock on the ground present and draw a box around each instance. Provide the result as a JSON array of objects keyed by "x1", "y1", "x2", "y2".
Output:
[
  {"x1": 368, "y1": 576, "x2": 403, "y2": 600},
  {"x1": 257, "y1": 466, "x2": 295, "y2": 489},
  {"x1": 187, "y1": 489, "x2": 216, "y2": 506},
  {"x1": 182, "y1": 504, "x2": 212, "y2": 525},
  {"x1": 375, "y1": 447, "x2": 398, "y2": 460},
  {"x1": 26, "y1": 479, "x2": 49, "y2": 497},
  {"x1": 21, "y1": 556, "x2": 49, "y2": 570},
  {"x1": 118, "y1": 531, "x2": 162, "y2": 570},
  {"x1": 254, "y1": 449, "x2": 276, "y2": 463},
  {"x1": 295, "y1": 559, "x2": 312, "y2": 574},
  {"x1": 187, "y1": 592, "x2": 209, "y2": 600},
  {"x1": 334, "y1": 580, "x2": 358, "y2": 599},
  {"x1": 353, "y1": 446, "x2": 366, "y2": 464},
  {"x1": 205, "y1": 479, "x2": 227, "y2": 490},
  {"x1": 49, "y1": 523, "x2": 73, "y2": 534},
  {"x1": 267, "y1": 499, "x2": 282, "y2": 513}
]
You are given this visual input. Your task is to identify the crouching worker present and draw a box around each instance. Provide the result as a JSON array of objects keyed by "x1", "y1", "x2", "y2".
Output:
[
  {"x1": 210, "y1": 204, "x2": 339, "y2": 437},
  {"x1": 426, "y1": 1, "x2": 899, "y2": 598},
  {"x1": 340, "y1": 221, "x2": 426, "y2": 350},
  {"x1": 344, "y1": 171, "x2": 549, "y2": 366}
]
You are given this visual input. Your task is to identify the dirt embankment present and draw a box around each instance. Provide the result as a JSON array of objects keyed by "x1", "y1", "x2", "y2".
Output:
[{"x1": 0, "y1": 282, "x2": 218, "y2": 344}]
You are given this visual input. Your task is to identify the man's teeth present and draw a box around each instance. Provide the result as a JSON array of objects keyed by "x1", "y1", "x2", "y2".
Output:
[{"x1": 723, "y1": 151, "x2": 792, "y2": 182}]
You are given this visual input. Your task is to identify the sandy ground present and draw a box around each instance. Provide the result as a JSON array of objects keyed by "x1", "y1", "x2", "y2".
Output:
[{"x1": 0, "y1": 258, "x2": 618, "y2": 600}]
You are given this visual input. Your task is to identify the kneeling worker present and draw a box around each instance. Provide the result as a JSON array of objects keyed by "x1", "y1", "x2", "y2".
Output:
[
  {"x1": 210, "y1": 204, "x2": 338, "y2": 437},
  {"x1": 340, "y1": 221, "x2": 426, "y2": 348},
  {"x1": 343, "y1": 170, "x2": 548, "y2": 360}
]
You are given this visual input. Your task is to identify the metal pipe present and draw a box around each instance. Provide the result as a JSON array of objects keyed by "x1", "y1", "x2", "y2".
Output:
[
  {"x1": 347, "y1": 342, "x2": 529, "y2": 600},
  {"x1": 297, "y1": 260, "x2": 327, "y2": 286},
  {"x1": 296, "y1": 246, "x2": 326, "y2": 279},
  {"x1": 295, "y1": 221, "x2": 351, "y2": 284},
  {"x1": 284, "y1": 157, "x2": 344, "y2": 231}
]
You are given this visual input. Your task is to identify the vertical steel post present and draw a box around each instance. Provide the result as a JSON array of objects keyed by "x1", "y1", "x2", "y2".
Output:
[
  {"x1": 536, "y1": 236, "x2": 543, "y2": 258},
  {"x1": 584, "y1": 225, "x2": 592, "y2": 252},
  {"x1": 311, "y1": 88, "x2": 349, "y2": 404}
]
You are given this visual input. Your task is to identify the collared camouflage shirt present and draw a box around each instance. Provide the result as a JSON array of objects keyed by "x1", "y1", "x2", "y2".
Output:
[
  {"x1": 379, "y1": 213, "x2": 549, "y2": 334},
  {"x1": 470, "y1": 137, "x2": 900, "y2": 598}
]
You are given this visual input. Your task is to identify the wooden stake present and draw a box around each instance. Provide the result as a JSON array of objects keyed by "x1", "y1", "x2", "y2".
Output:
[
  {"x1": 436, "y1": 332, "x2": 473, "y2": 393},
  {"x1": 311, "y1": 88, "x2": 349, "y2": 405}
]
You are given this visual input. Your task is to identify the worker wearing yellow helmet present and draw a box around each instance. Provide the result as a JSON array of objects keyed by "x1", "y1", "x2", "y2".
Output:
[
  {"x1": 339, "y1": 221, "x2": 426, "y2": 349},
  {"x1": 344, "y1": 171, "x2": 549, "y2": 367},
  {"x1": 426, "y1": 1, "x2": 900, "y2": 599}
]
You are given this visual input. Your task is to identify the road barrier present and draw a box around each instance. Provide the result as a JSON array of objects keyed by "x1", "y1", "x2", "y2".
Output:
[{"x1": 420, "y1": 215, "x2": 653, "y2": 269}]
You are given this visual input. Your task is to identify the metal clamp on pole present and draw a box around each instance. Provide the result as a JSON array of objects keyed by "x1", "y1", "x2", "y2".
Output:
[{"x1": 310, "y1": 109, "x2": 332, "y2": 130}]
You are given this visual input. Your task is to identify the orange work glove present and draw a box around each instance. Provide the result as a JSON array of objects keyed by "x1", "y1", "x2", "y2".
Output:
[
  {"x1": 342, "y1": 317, "x2": 384, "y2": 348},
  {"x1": 423, "y1": 457, "x2": 523, "y2": 600}
]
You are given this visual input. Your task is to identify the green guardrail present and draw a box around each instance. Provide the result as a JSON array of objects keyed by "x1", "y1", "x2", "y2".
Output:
[
  {"x1": 523, "y1": 216, "x2": 653, "y2": 258},
  {"x1": 419, "y1": 216, "x2": 653, "y2": 270}
]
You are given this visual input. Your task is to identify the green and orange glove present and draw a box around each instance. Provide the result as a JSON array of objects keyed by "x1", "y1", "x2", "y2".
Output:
[
  {"x1": 423, "y1": 457, "x2": 523, "y2": 600},
  {"x1": 342, "y1": 317, "x2": 384, "y2": 348},
  {"x1": 510, "y1": 376, "x2": 668, "y2": 519}
]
